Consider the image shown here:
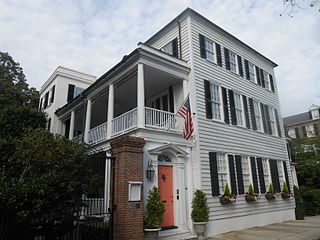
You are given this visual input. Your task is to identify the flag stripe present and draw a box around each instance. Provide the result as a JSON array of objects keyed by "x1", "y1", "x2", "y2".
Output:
[{"x1": 178, "y1": 96, "x2": 194, "y2": 140}]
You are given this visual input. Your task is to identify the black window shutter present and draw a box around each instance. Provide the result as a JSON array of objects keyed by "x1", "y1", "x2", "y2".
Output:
[
  {"x1": 172, "y1": 38, "x2": 178, "y2": 58},
  {"x1": 260, "y1": 69, "x2": 265, "y2": 88},
  {"x1": 242, "y1": 95, "x2": 250, "y2": 129},
  {"x1": 269, "y1": 74, "x2": 275, "y2": 92},
  {"x1": 274, "y1": 109, "x2": 282, "y2": 137},
  {"x1": 283, "y1": 161, "x2": 290, "y2": 192},
  {"x1": 67, "y1": 84, "x2": 75, "y2": 102},
  {"x1": 269, "y1": 160, "x2": 281, "y2": 193},
  {"x1": 222, "y1": 87, "x2": 230, "y2": 124},
  {"x1": 257, "y1": 158, "x2": 266, "y2": 193},
  {"x1": 209, "y1": 152, "x2": 220, "y2": 196},
  {"x1": 260, "y1": 103, "x2": 268, "y2": 133},
  {"x1": 215, "y1": 43, "x2": 222, "y2": 66},
  {"x1": 250, "y1": 157, "x2": 259, "y2": 194},
  {"x1": 244, "y1": 59, "x2": 250, "y2": 80},
  {"x1": 265, "y1": 105, "x2": 272, "y2": 135},
  {"x1": 255, "y1": 66, "x2": 261, "y2": 86},
  {"x1": 224, "y1": 48, "x2": 230, "y2": 70},
  {"x1": 51, "y1": 85, "x2": 55, "y2": 103},
  {"x1": 249, "y1": 98, "x2": 257, "y2": 130},
  {"x1": 199, "y1": 34, "x2": 206, "y2": 58},
  {"x1": 228, "y1": 155, "x2": 237, "y2": 195},
  {"x1": 235, "y1": 155, "x2": 244, "y2": 194},
  {"x1": 228, "y1": 89, "x2": 237, "y2": 125},
  {"x1": 204, "y1": 80, "x2": 212, "y2": 119},
  {"x1": 237, "y1": 55, "x2": 243, "y2": 77},
  {"x1": 169, "y1": 86, "x2": 174, "y2": 113}
]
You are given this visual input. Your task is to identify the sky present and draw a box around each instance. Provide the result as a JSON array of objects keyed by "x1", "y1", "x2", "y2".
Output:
[{"x1": 0, "y1": 0, "x2": 319, "y2": 117}]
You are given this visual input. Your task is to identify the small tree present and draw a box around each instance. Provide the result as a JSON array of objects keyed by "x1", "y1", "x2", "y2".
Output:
[
  {"x1": 191, "y1": 189, "x2": 209, "y2": 222},
  {"x1": 248, "y1": 184, "x2": 254, "y2": 195},
  {"x1": 268, "y1": 183, "x2": 275, "y2": 194},
  {"x1": 281, "y1": 182, "x2": 291, "y2": 199},
  {"x1": 283, "y1": 182, "x2": 289, "y2": 193},
  {"x1": 145, "y1": 187, "x2": 165, "y2": 229},
  {"x1": 223, "y1": 183, "x2": 231, "y2": 196}
]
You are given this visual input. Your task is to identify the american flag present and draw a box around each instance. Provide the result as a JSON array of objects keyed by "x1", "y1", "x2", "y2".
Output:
[{"x1": 178, "y1": 95, "x2": 194, "y2": 140}]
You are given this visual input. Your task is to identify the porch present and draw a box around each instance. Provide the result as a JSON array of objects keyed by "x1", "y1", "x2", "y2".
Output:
[{"x1": 58, "y1": 44, "x2": 190, "y2": 145}]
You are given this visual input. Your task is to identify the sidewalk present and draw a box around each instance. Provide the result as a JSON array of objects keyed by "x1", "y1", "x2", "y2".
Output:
[{"x1": 209, "y1": 216, "x2": 320, "y2": 240}]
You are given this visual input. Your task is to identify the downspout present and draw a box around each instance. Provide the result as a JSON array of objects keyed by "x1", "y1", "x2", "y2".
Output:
[{"x1": 176, "y1": 20, "x2": 182, "y2": 59}]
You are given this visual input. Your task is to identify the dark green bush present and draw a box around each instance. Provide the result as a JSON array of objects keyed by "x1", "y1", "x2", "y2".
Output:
[
  {"x1": 191, "y1": 189, "x2": 209, "y2": 222},
  {"x1": 302, "y1": 189, "x2": 320, "y2": 216},
  {"x1": 294, "y1": 186, "x2": 304, "y2": 220}
]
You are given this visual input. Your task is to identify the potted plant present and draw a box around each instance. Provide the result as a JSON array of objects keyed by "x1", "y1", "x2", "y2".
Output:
[
  {"x1": 144, "y1": 187, "x2": 165, "y2": 240},
  {"x1": 265, "y1": 183, "x2": 277, "y2": 200},
  {"x1": 219, "y1": 183, "x2": 236, "y2": 204},
  {"x1": 245, "y1": 184, "x2": 260, "y2": 202},
  {"x1": 281, "y1": 182, "x2": 291, "y2": 199},
  {"x1": 191, "y1": 189, "x2": 209, "y2": 240}
]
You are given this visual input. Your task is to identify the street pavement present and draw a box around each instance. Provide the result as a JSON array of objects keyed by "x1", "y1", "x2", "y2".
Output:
[{"x1": 209, "y1": 216, "x2": 320, "y2": 240}]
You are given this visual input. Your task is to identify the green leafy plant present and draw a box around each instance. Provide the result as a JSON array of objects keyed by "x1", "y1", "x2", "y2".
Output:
[
  {"x1": 219, "y1": 183, "x2": 236, "y2": 204},
  {"x1": 145, "y1": 187, "x2": 165, "y2": 229},
  {"x1": 245, "y1": 184, "x2": 259, "y2": 202},
  {"x1": 281, "y1": 182, "x2": 291, "y2": 199},
  {"x1": 191, "y1": 189, "x2": 209, "y2": 222},
  {"x1": 294, "y1": 186, "x2": 304, "y2": 219},
  {"x1": 302, "y1": 189, "x2": 320, "y2": 216},
  {"x1": 265, "y1": 183, "x2": 277, "y2": 200}
]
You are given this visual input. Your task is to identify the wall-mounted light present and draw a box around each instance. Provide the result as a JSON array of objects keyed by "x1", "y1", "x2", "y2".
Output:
[{"x1": 146, "y1": 159, "x2": 155, "y2": 181}]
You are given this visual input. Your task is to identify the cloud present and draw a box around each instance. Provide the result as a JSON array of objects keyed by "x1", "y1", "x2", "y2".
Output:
[{"x1": 0, "y1": 0, "x2": 319, "y2": 116}]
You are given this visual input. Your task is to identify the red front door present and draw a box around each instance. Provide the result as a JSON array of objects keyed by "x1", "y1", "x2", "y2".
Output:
[{"x1": 158, "y1": 165, "x2": 174, "y2": 228}]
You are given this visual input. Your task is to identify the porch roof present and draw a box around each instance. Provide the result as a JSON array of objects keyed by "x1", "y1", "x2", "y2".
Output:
[{"x1": 55, "y1": 43, "x2": 190, "y2": 117}]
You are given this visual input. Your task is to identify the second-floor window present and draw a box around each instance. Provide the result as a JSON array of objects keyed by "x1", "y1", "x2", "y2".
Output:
[
  {"x1": 263, "y1": 71, "x2": 270, "y2": 90},
  {"x1": 268, "y1": 107, "x2": 276, "y2": 135},
  {"x1": 210, "y1": 83, "x2": 222, "y2": 120},
  {"x1": 161, "y1": 38, "x2": 178, "y2": 58},
  {"x1": 204, "y1": 37, "x2": 215, "y2": 62},
  {"x1": 248, "y1": 62, "x2": 255, "y2": 81},
  {"x1": 229, "y1": 51, "x2": 237, "y2": 73},
  {"x1": 234, "y1": 92, "x2": 243, "y2": 126},
  {"x1": 253, "y1": 100, "x2": 262, "y2": 131}
]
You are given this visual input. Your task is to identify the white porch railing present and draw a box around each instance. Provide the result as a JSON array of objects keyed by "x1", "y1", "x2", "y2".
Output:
[
  {"x1": 73, "y1": 134, "x2": 83, "y2": 143},
  {"x1": 145, "y1": 107, "x2": 183, "y2": 132},
  {"x1": 88, "y1": 122, "x2": 107, "y2": 145},
  {"x1": 112, "y1": 108, "x2": 138, "y2": 135}
]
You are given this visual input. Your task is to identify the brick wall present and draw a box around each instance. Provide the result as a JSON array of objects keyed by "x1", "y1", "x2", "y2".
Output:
[{"x1": 110, "y1": 136, "x2": 145, "y2": 240}]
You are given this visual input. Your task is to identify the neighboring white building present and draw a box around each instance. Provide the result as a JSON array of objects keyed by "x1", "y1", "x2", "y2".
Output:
[
  {"x1": 39, "y1": 66, "x2": 96, "y2": 134},
  {"x1": 42, "y1": 8, "x2": 295, "y2": 239}
]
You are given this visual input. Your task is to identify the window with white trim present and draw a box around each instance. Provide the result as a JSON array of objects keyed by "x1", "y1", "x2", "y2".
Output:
[
  {"x1": 253, "y1": 100, "x2": 262, "y2": 131},
  {"x1": 234, "y1": 92, "x2": 243, "y2": 126},
  {"x1": 263, "y1": 159, "x2": 271, "y2": 189},
  {"x1": 229, "y1": 51, "x2": 237, "y2": 73},
  {"x1": 74, "y1": 86, "x2": 84, "y2": 98},
  {"x1": 217, "y1": 154, "x2": 228, "y2": 195},
  {"x1": 210, "y1": 83, "x2": 222, "y2": 120},
  {"x1": 248, "y1": 62, "x2": 255, "y2": 81},
  {"x1": 277, "y1": 161, "x2": 285, "y2": 188},
  {"x1": 242, "y1": 156, "x2": 251, "y2": 192},
  {"x1": 263, "y1": 71, "x2": 270, "y2": 90},
  {"x1": 204, "y1": 37, "x2": 215, "y2": 62},
  {"x1": 161, "y1": 42, "x2": 173, "y2": 55},
  {"x1": 311, "y1": 109, "x2": 320, "y2": 119},
  {"x1": 269, "y1": 107, "x2": 276, "y2": 135}
]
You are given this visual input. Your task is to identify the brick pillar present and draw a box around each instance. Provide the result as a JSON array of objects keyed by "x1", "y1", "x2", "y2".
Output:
[{"x1": 111, "y1": 136, "x2": 145, "y2": 240}]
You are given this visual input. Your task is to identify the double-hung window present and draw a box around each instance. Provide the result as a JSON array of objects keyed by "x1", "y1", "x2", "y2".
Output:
[
  {"x1": 268, "y1": 107, "x2": 276, "y2": 135},
  {"x1": 217, "y1": 154, "x2": 228, "y2": 194},
  {"x1": 253, "y1": 100, "x2": 262, "y2": 131},
  {"x1": 248, "y1": 62, "x2": 255, "y2": 81},
  {"x1": 277, "y1": 161, "x2": 285, "y2": 188},
  {"x1": 204, "y1": 37, "x2": 215, "y2": 62},
  {"x1": 234, "y1": 92, "x2": 243, "y2": 126},
  {"x1": 242, "y1": 157, "x2": 251, "y2": 192},
  {"x1": 263, "y1": 159, "x2": 271, "y2": 189},
  {"x1": 263, "y1": 71, "x2": 270, "y2": 90},
  {"x1": 229, "y1": 51, "x2": 237, "y2": 73},
  {"x1": 210, "y1": 83, "x2": 222, "y2": 120}
]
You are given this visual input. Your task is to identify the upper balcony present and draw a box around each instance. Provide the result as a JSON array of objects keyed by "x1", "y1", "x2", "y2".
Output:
[{"x1": 55, "y1": 44, "x2": 191, "y2": 145}]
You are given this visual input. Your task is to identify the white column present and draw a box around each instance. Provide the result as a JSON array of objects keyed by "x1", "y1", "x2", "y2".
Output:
[
  {"x1": 107, "y1": 84, "x2": 114, "y2": 139},
  {"x1": 104, "y1": 152, "x2": 111, "y2": 214},
  {"x1": 137, "y1": 63, "x2": 145, "y2": 128},
  {"x1": 84, "y1": 99, "x2": 92, "y2": 143},
  {"x1": 69, "y1": 110, "x2": 75, "y2": 140},
  {"x1": 183, "y1": 79, "x2": 188, "y2": 98}
]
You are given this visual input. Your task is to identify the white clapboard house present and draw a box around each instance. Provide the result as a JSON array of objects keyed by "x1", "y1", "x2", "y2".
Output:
[{"x1": 40, "y1": 8, "x2": 295, "y2": 239}]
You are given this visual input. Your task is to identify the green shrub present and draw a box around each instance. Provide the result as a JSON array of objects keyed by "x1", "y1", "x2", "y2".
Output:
[
  {"x1": 248, "y1": 184, "x2": 254, "y2": 195},
  {"x1": 294, "y1": 186, "x2": 304, "y2": 220},
  {"x1": 268, "y1": 184, "x2": 275, "y2": 194},
  {"x1": 191, "y1": 189, "x2": 209, "y2": 222},
  {"x1": 302, "y1": 189, "x2": 320, "y2": 216},
  {"x1": 145, "y1": 187, "x2": 165, "y2": 229},
  {"x1": 223, "y1": 183, "x2": 231, "y2": 196},
  {"x1": 282, "y1": 182, "x2": 289, "y2": 193}
]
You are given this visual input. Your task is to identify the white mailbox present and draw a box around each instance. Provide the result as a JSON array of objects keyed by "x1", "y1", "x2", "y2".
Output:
[{"x1": 128, "y1": 181, "x2": 142, "y2": 201}]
